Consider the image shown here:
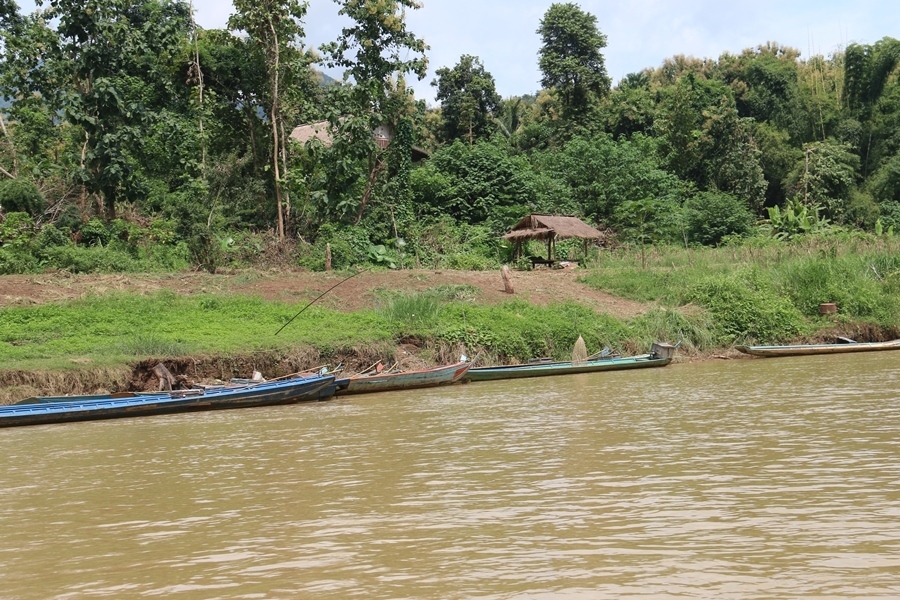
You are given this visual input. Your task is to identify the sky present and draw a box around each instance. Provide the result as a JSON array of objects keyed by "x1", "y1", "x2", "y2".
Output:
[{"x1": 13, "y1": 0, "x2": 900, "y2": 105}]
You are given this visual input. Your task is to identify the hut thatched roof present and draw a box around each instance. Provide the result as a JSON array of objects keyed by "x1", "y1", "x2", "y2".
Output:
[
  {"x1": 502, "y1": 214, "x2": 605, "y2": 242},
  {"x1": 289, "y1": 120, "x2": 333, "y2": 145},
  {"x1": 289, "y1": 120, "x2": 430, "y2": 161}
]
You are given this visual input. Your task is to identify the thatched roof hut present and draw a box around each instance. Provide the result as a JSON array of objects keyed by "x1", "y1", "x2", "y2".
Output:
[
  {"x1": 503, "y1": 214, "x2": 606, "y2": 263},
  {"x1": 289, "y1": 120, "x2": 332, "y2": 145},
  {"x1": 289, "y1": 121, "x2": 430, "y2": 161}
]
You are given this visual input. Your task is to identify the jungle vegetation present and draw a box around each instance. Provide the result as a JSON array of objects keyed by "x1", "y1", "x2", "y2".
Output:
[{"x1": 0, "y1": 0, "x2": 898, "y2": 275}]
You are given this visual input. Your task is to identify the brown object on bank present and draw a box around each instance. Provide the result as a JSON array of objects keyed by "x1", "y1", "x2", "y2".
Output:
[
  {"x1": 501, "y1": 265, "x2": 515, "y2": 294},
  {"x1": 819, "y1": 303, "x2": 837, "y2": 315},
  {"x1": 153, "y1": 363, "x2": 176, "y2": 391}
]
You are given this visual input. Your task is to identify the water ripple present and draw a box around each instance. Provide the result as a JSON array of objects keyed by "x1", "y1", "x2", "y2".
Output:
[{"x1": 1, "y1": 353, "x2": 899, "y2": 598}]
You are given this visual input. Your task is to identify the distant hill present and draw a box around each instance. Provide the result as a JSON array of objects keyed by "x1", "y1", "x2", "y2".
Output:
[{"x1": 314, "y1": 70, "x2": 339, "y2": 87}]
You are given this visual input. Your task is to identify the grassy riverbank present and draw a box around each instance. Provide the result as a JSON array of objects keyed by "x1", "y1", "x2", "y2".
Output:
[
  {"x1": 1, "y1": 237, "x2": 898, "y2": 404},
  {"x1": 584, "y1": 237, "x2": 900, "y2": 343}
]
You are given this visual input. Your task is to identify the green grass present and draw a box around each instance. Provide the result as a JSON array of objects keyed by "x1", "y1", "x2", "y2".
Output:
[
  {"x1": 0, "y1": 287, "x2": 691, "y2": 372},
  {"x1": 0, "y1": 291, "x2": 395, "y2": 371},
  {"x1": 579, "y1": 238, "x2": 900, "y2": 344},
  {"x1": 3, "y1": 235, "x2": 899, "y2": 372}
]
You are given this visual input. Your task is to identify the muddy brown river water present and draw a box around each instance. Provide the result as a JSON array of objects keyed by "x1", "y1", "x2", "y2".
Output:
[{"x1": 1, "y1": 352, "x2": 899, "y2": 599}]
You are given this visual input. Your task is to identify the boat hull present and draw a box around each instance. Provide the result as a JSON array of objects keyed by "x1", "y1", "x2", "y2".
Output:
[
  {"x1": 736, "y1": 339, "x2": 900, "y2": 357},
  {"x1": 337, "y1": 362, "x2": 471, "y2": 396},
  {"x1": 463, "y1": 354, "x2": 671, "y2": 382},
  {"x1": 1, "y1": 375, "x2": 336, "y2": 428}
]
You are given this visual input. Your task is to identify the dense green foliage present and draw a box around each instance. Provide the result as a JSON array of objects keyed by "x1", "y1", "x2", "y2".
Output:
[
  {"x1": 432, "y1": 55, "x2": 501, "y2": 144},
  {"x1": 0, "y1": 1, "x2": 898, "y2": 278}
]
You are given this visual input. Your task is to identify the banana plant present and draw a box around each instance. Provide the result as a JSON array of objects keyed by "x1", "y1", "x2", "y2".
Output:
[{"x1": 764, "y1": 197, "x2": 832, "y2": 240}]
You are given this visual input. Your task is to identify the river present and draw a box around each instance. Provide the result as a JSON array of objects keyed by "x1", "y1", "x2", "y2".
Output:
[{"x1": 1, "y1": 352, "x2": 899, "y2": 599}]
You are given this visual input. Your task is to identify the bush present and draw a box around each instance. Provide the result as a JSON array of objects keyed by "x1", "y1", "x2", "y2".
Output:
[
  {"x1": 0, "y1": 246, "x2": 39, "y2": 274},
  {"x1": 689, "y1": 273, "x2": 805, "y2": 343},
  {"x1": 0, "y1": 179, "x2": 45, "y2": 216},
  {"x1": 298, "y1": 223, "x2": 371, "y2": 271},
  {"x1": 684, "y1": 191, "x2": 755, "y2": 246},
  {"x1": 79, "y1": 218, "x2": 112, "y2": 247},
  {"x1": 34, "y1": 223, "x2": 71, "y2": 250},
  {"x1": 0, "y1": 212, "x2": 35, "y2": 249},
  {"x1": 41, "y1": 245, "x2": 139, "y2": 273}
]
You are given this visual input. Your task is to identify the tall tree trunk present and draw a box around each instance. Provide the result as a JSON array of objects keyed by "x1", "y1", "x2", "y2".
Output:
[
  {"x1": 355, "y1": 155, "x2": 385, "y2": 225},
  {"x1": 189, "y1": 3, "x2": 206, "y2": 175},
  {"x1": 268, "y1": 17, "x2": 284, "y2": 242},
  {"x1": 0, "y1": 111, "x2": 18, "y2": 178},
  {"x1": 280, "y1": 118, "x2": 291, "y2": 219}
]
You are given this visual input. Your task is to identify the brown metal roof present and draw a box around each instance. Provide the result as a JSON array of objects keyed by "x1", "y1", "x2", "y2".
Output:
[{"x1": 502, "y1": 215, "x2": 605, "y2": 241}]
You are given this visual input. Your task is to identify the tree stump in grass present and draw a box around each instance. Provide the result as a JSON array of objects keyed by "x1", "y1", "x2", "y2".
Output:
[{"x1": 501, "y1": 265, "x2": 515, "y2": 294}]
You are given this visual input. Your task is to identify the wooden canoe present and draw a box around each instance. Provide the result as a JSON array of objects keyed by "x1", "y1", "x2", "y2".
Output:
[
  {"x1": 463, "y1": 343, "x2": 677, "y2": 382},
  {"x1": 1, "y1": 374, "x2": 336, "y2": 428},
  {"x1": 336, "y1": 361, "x2": 471, "y2": 396},
  {"x1": 735, "y1": 338, "x2": 900, "y2": 357}
]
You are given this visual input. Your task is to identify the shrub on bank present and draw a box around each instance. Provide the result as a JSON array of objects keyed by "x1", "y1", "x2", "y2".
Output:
[
  {"x1": 579, "y1": 237, "x2": 900, "y2": 344},
  {"x1": 689, "y1": 274, "x2": 805, "y2": 344},
  {"x1": 772, "y1": 253, "x2": 900, "y2": 326}
]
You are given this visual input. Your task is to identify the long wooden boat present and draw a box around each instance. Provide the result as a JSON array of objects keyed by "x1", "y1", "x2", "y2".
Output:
[
  {"x1": 336, "y1": 361, "x2": 471, "y2": 396},
  {"x1": 0, "y1": 374, "x2": 336, "y2": 428},
  {"x1": 462, "y1": 342, "x2": 677, "y2": 382},
  {"x1": 735, "y1": 338, "x2": 900, "y2": 357}
]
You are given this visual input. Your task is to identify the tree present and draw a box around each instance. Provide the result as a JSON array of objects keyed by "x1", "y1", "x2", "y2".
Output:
[
  {"x1": 40, "y1": 0, "x2": 193, "y2": 219},
  {"x1": 540, "y1": 133, "x2": 684, "y2": 223},
  {"x1": 719, "y1": 43, "x2": 804, "y2": 140},
  {"x1": 683, "y1": 191, "x2": 755, "y2": 246},
  {"x1": 432, "y1": 55, "x2": 501, "y2": 144},
  {"x1": 787, "y1": 140, "x2": 860, "y2": 223},
  {"x1": 320, "y1": 0, "x2": 428, "y2": 224},
  {"x1": 229, "y1": 0, "x2": 309, "y2": 241},
  {"x1": 411, "y1": 140, "x2": 542, "y2": 233},
  {"x1": 0, "y1": 6, "x2": 65, "y2": 181},
  {"x1": 697, "y1": 97, "x2": 767, "y2": 213},
  {"x1": 844, "y1": 38, "x2": 900, "y2": 177},
  {"x1": 536, "y1": 2, "x2": 610, "y2": 119},
  {"x1": 613, "y1": 197, "x2": 680, "y2": 267},
  {"x1": 601, "y1": 72, "x2": 656, "y2": 139}
]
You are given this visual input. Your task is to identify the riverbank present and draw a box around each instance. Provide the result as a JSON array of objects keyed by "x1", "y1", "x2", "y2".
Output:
[
  {"x1": 1, "y1": 263, "x2": 895, "y2": 405},
  {"x1": 0, "y1": 268, "x2": 681, "y2": 404}
]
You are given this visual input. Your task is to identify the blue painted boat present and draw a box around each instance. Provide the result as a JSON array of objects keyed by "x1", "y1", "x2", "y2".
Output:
[
  {"x1": 462, "y1": 343, "x2": 676, "y2": 382},
  {"x1": 0, "y1": 374, "x2": 336, "y2": 428}
]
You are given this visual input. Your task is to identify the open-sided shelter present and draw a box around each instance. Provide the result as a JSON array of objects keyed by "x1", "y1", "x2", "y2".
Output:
[{"x1": 503, "y1": 214, "x2": 605, "y2": 264}]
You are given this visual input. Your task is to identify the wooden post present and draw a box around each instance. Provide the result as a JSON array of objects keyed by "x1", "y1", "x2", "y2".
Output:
[
  {"x1": 325, "y1": 243, "x2": 332, "y2": 271},
  {"x1": 501, "y1": 265, "x2": 515, "y2": 294}
]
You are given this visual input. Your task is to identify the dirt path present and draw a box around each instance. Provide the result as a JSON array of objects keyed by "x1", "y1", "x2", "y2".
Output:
[{"x1": 0, "y1": 268, "x2": 652, "y2": 318}]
